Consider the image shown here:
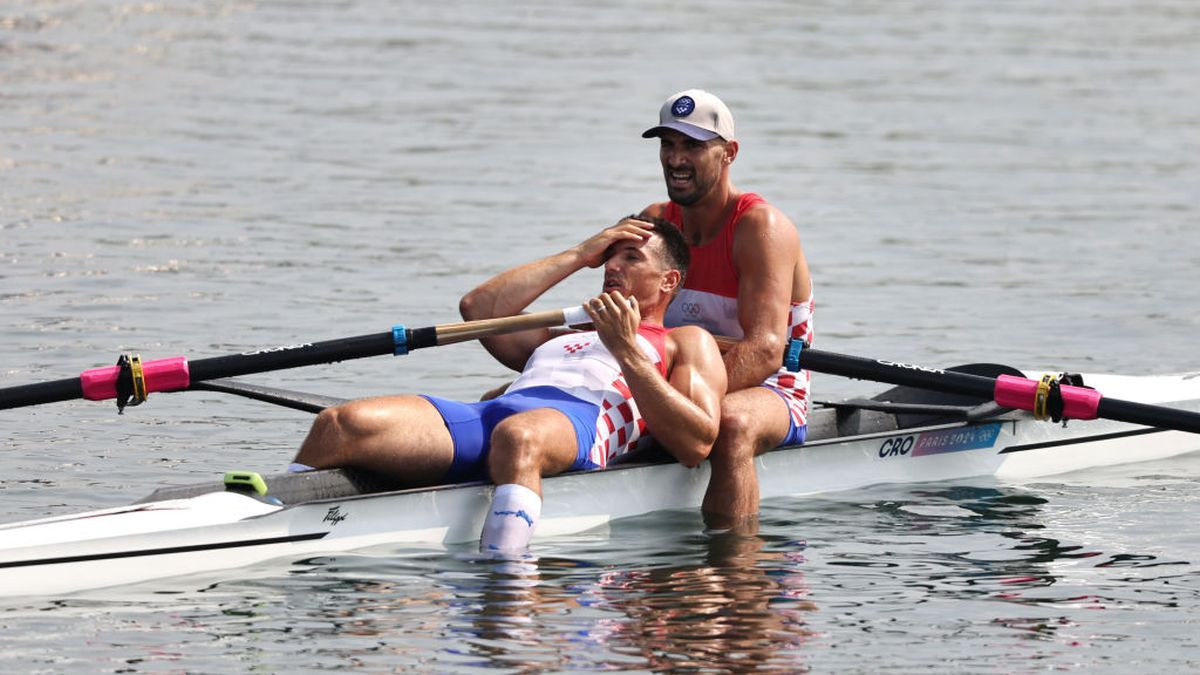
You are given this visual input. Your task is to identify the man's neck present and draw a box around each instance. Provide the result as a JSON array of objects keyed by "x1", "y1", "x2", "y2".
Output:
[
  {"x1": 678, "y1": 183, "x2": 739, "y2": 246},
  {"x1": 638, "y1": 301, "x2": 668, "y2": 327}
]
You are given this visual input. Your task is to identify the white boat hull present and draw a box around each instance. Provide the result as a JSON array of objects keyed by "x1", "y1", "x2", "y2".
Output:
[{"x1": 3, "y1": 371, "x2": 1199, "y2": 597}]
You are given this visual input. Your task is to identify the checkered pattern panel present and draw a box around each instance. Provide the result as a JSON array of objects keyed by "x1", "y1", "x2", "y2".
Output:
[
  {"x1": 587, "y1": 377, "x2": 648, "y2": 467},
  {"x1": 764, "y1": 368, "x2": 810, "y2": 427}
]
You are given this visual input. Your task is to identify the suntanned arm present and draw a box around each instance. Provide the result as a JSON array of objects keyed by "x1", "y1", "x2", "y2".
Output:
[
  {"x1": 459, "y1": 219, "x2": 655, "y2": 371},
  {"x1": 588, "y1": 292, "x2": 726, "y2": 468},
  {"x1": 724, "y1": 205, "x2": 801, "y2": 391}
]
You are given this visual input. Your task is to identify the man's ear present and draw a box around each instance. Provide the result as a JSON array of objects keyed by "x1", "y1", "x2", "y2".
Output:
[
  {"x1": 661, "y1": 268, "x2": 683, "y2": 295},
  {"x1": 723, "y1": 140, "x2": 739, "y2": 165}
]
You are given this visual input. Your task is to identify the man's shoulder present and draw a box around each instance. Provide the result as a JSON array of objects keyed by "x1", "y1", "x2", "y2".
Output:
[
  {"x1": 667, "y1": 324, "x2": 710, "y2": 338},
  {"x1": 640, "y1": 202, "x2": 672, "y2": 219},
  {"x1": 666, "y1": 324, "x2": 721, "y2": 355},
  {"x1": 663, "y1": 325, "x2": 726, "y2": 392},
  {"x1": 732, "y1": 199, "x2": 800, "y2": 262},
  {"x1": 735, "y1": 197, "x2": 796, "y2": 235}
]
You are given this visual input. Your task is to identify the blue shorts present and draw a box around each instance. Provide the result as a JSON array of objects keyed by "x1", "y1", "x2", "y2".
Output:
[
  {"x1": 765, "y1": 386, "x2": 808, "y2": 447},
  {"x1": 421, "y1": 386, "x2": 600, "y2": 482}
]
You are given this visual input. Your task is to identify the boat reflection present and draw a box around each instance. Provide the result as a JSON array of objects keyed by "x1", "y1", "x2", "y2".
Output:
[
  {"x1": 585, "y1": 530, "x2": 817, "y2": 672},
  {"x1": 158, "y1": 479, "x2": 1195, "y2": 669},
  {"x1": 456, "y1": 529, "x2": 817, "y2": 672}
]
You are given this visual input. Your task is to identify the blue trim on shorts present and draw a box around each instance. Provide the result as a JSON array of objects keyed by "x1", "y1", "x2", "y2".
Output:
[
  {"x1": 762, "y1": 385, "x2": 808, "y2": 448},
  {"x1": 420, "y1": 386, "x2": 599, "y2": 482},
  {"x1": 779, "y1": 419, "x2": 808, "y2": 447}
]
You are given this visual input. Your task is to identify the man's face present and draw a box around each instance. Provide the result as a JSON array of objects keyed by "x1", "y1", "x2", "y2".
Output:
[
  {"x1": 657, "y1": 129, "x2": 729, "y2": 206},
  {"x1": 602, "y1": 235, "x2": 669, "y2": 301}
]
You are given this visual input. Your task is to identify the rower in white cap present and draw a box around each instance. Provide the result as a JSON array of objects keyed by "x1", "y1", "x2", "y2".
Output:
[{"x1": 639, "y1": 89, "x2": 815, "y2": 531}]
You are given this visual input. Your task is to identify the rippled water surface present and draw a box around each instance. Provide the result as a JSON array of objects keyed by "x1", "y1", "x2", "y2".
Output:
[{"x1": 3, "y1": 0, "x2": 1199, "y2": 671}]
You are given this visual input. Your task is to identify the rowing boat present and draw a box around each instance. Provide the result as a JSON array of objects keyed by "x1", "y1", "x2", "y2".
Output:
[{"x1": 3, "y1": 365, "x2": 1199, "y2": 598}]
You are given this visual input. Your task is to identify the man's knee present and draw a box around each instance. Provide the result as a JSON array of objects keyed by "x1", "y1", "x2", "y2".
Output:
[
  {"x1": 719, "y1": 404, "x2": 756, "y2": 440},
  {"x1": 714, "y1": 392, "x2": 789, "y2": 456},
  {"x1": 308, "y1": 401, "x2": 387, "y2": 448},
  {"x1": 311, "y1": 403, "x2": 360, "y2": 439},
  {"x1": 488, "y1": 418, "x2": 544, "y2": 472},
  {"x1": 302, "y1": 406, "x2": 338, "y2": 442},
  {"x1": 719, "y1": 401, "x2": 777, "y2": 444},
  {"x1": 297, "y1": 405, "x2": 353, "y2": 467}
]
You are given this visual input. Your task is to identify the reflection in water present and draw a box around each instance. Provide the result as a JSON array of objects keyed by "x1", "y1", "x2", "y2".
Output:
[
  {"x1": 580, "y1": 531, "x2": 816, "y2": 672},
  {"x1": 221, "y1": 570, "x2": 464, "y2": 670},
  {"x1": 450, "y1": 557, "x2": 584, "y2": 671},
  {"x1": 406, "y1": 531, "x2": 820, "y2": 672},
  {"x1": 812, "y1": 482, "x2": 1197, "y2": 653},
  {"x1": 10, "y1": 479, "x2": 1198, "y2": 671},
  {"x1": 840, "y1": 486, "x2": 1071, "y2": 594}
]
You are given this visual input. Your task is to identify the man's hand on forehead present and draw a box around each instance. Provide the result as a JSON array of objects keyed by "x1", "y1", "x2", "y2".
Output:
[
  {"x1": 614, "y1": 216, "x2": 655, "y2": 241},
  {"x1": 601, "y1": 217, "x2": 654, "y2": 261},
  {"x1": 575, "y1": 216, "x2": 655, "y2": 268},
  {"x1": 602, "y1": 236, "x2": 650, "y2": 261}
]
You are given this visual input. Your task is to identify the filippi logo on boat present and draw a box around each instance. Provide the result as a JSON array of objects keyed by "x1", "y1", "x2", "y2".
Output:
[
  {"x1": 323, "y1": 505, "x2": 348, "y2": 525},
  {"x1": 878, "y1": 422, "x2": 1002, "y2": 459}
]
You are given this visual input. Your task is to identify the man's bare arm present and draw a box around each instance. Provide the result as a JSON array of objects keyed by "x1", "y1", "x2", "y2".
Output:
[
  {"x1": 724, "y1": 205, "x2": 801, "y2": 391},
  {"x1": 459, "y1": 218, "x2": 655, "y2": 371},
  {"x1": 588, "y1": 294, "x2": 726, "y2": 468}
]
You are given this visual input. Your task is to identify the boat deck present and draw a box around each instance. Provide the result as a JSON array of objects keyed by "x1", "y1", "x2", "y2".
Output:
[{"x1": 137, "y1": 398, "x2": 1001, "y2": 507}]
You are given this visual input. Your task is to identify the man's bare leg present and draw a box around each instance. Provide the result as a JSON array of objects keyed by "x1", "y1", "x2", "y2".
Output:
[
  {"x1": 701, "y1": 387, "x2": 792, "y2": 532},
  {"x1": 294, "y1": 395, "x2": 455, "y2": 486},
  {"x1": 482, "y1": 408, "x2": 581, "y2": 552}
]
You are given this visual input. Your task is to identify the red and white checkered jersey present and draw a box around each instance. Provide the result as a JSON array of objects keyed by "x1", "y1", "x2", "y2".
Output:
[{"x1": 509, "y1": 324, "x2": 668, "y2": 467}]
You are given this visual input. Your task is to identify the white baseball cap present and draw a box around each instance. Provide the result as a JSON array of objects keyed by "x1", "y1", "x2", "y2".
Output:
[{"x1": 641, "y1": 89, "x2": 735, "y2": 142}]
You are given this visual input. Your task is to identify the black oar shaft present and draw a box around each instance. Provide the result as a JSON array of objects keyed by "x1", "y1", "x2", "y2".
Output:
[
  {"x1": 190, "y1": 378, "x2": 347, "y2": 414},
  {"x1": 797, "y1": 347, "x2": 1200, "y2": 435},
  {"x1": 800, "y1": 349, "x2": 996, "y2": 399},
  {"x1": 0, "y1": 308, "x2": 576, "y2": 411},
  {"x1": 187, "y1": 332, "x2": 395, "y2": 382},
  {"x1": 1096, "y1": 398, "x2": 1200, "y2": 434},
  {"x1": 0, "y1": 334, "x2": 398, "y2": 411},
  {"x1": 0, "y1": 333, "x2": 399, "y2": 411},
  {"x1": 0, "y1": 378, "x2": 84, "y2": 409}
]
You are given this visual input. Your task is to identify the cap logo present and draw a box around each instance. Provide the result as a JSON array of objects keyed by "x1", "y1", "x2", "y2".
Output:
[{"x1": 671, "y1": 96, "x2": 695, "y2": 118}]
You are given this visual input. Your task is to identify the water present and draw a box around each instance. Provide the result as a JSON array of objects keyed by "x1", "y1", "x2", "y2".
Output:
[{"x1": 2, "y1": 0, "x2": 1199, "y2": 670}]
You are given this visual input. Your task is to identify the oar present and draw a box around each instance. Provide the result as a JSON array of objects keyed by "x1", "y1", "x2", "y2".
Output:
[
  {"x1": 0, "y1": 306, "x2": 590, "y2": 411},
  {"x1": 785, "y1": 343, "x2": 1200, "y2": 435},
  {"x1": 189, "y1": 378, "x2": 348, "y2": 414}
]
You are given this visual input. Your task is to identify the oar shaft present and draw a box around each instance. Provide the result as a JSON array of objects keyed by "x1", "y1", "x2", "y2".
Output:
[
  {"x1": 0, "y1": 308, "x2": 581, "y2": 410},
  {"x1": 431, "y1": 308, "x2": 578, "y2": 346},
  {"x1": 796, "y1": 347, "x2": 1200, "y2": 434},
  {"x1": 188, "y1": 332, "x2": 396, "y2": 381},
  {"x1": 800, "y1": 349, "x2": 996, "y2": 399},
  {"x1": 0, "y1": 378, "x2": 83, "y2": 409},
  {"x1": 1097, "y1": 398, "x2": 1200, "y2": 434}
]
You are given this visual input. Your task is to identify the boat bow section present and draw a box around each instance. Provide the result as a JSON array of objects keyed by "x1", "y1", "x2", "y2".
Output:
[{"x1": 0, "y1": 492, "x2": 296, "y2": 596}]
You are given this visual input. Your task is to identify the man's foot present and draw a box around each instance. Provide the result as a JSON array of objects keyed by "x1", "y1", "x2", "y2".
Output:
[{"x1": 480, "y1": 483, "x2": 542, "y2": 553}]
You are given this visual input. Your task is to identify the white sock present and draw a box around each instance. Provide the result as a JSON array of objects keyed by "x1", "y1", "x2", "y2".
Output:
[
  {"x1": 480, "y1": 483, "x2": 542, "y2": 553},
  {"x1": 287, "y1": 462, "x2": 315, "y2": 473}
]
